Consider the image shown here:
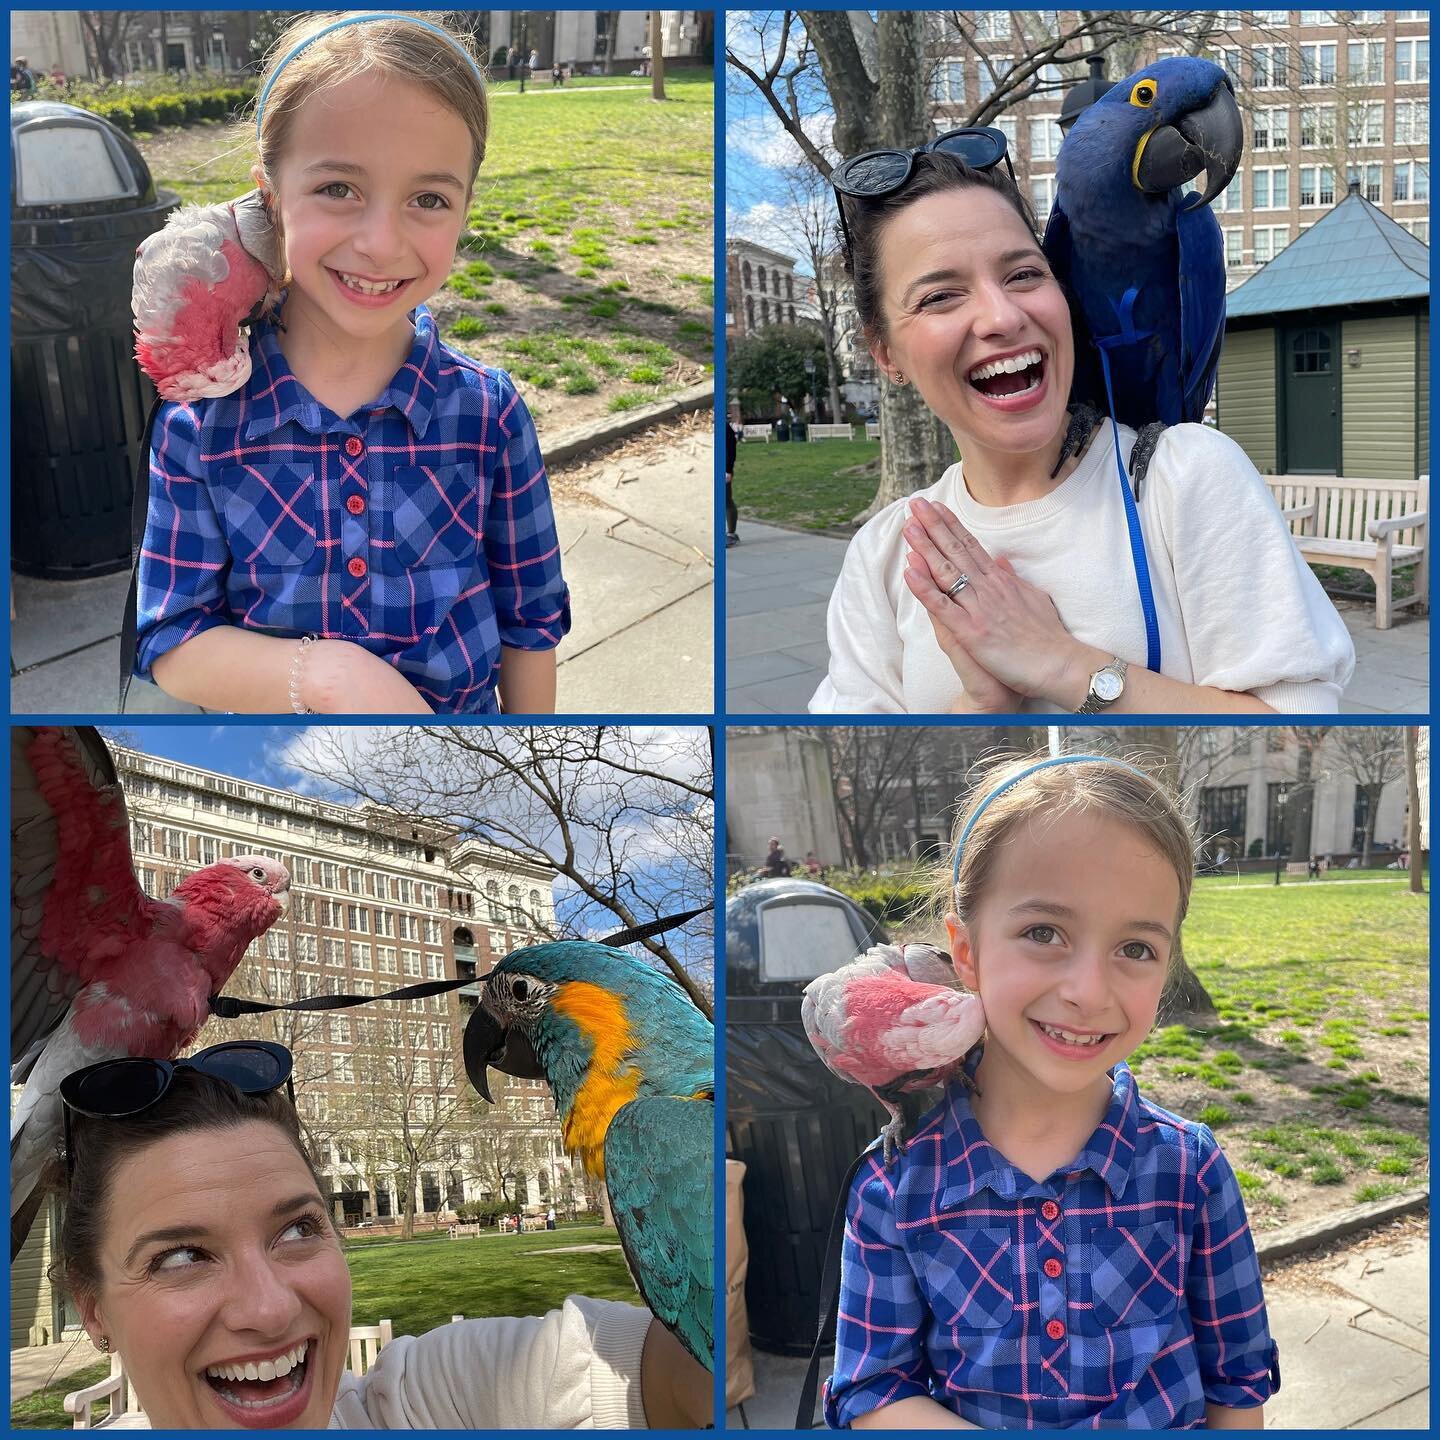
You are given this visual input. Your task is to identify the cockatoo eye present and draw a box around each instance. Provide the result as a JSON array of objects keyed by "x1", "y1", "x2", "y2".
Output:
[
  {"x1": 250, "y1": 867, "x2": 266, "y2": 881},
  {"x1": 1130, "y1": 79, "x2": 1157, "y2": 107}
]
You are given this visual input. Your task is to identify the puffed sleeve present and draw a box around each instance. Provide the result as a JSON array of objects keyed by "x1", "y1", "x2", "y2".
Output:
[
  {"x1": 486, "y1": 371, "x2": 571, "y2": 650},
  {"x1": 810, "y1": 512, "x2": 908, "y2": 713},
  {"x1": 1151, "y1": 425, "x2": 1355, "y2": 711},
  {"x1": 329, "y1": 1296, "x2": 652, "y2": 1429},
  {"x1": 1187, "y1": 1127, "x2": 1281, "y2": 1410},
  {"x1": 134, "y1": 401, "x2": 233, "y2": 679},
  {"x1": 824, "y1": 1153, "x2": 933, "y2": 1428}
]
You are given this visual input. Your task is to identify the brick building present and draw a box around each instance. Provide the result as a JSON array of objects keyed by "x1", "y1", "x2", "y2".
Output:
[{"x1": 725, "y1": 237, "x2": 802, "y2": 341}]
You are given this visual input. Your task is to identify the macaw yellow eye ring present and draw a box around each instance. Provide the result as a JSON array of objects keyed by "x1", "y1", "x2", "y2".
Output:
[{"x1": 1130, "y1": 79, "x2": 1157, "y2": 107}]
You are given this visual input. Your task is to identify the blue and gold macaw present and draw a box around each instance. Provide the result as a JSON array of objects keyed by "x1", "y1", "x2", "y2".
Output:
[
  {"x1": 464, "y1": 941, "x2": 714, "y2": 1370},
  {"x1": 1044, "y1": 56, "x2": 1244, "y2": 428}
]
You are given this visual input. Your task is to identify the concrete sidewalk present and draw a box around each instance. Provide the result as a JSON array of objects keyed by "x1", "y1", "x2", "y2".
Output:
[
  {"x1": 725, "y1": 518, "x2": 1428, "y2": 716},
  {"x1": 728, "y1": 1229, "x2": 1429, "y2": 1430},
  {"x1": 8, "y1": 432, "x2": 713, "y2": 716},
  {"x1": 11, "y1": 1332, "x2": 106, "y2": 1405}
]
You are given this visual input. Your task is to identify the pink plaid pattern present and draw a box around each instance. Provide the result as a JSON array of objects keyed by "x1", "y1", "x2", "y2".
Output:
[
  {"x1": 825, "y1": 1057, "x2": 1280, "y2": 1428},
  {"x1": 135, "y1": 305, "x2": 570, "y2": 713}
]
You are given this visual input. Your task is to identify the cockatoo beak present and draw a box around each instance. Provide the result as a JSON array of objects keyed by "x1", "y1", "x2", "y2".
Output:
[
  {"x1": 274, "y1": 883, "x2": 291, "y2": 912},
  {"x1": 463, "y1": 1004, "x2": 544, "y2": 1103}
]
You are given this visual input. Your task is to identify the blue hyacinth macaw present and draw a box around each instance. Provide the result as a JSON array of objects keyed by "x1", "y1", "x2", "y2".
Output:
[
  {"x1": 464, "y1": 941, "x2": 714, "y2": 1370},
  {"x1": 1043, "y1": 56, "x2": 1244, "y2": 428}
]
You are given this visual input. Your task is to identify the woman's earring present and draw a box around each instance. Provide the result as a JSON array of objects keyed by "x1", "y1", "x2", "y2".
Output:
[
  {"x1": 97, "y1": 1335, "x2": 111, "y2": 1354},
  {"x1": 892, "y1": 371, "x2": 908, "y2": 386}
]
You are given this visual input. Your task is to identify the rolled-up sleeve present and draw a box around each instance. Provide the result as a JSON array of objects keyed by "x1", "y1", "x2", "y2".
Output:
[
  {"x1": 486, "y1": 373, "x2": 571, "y2": 650},
  {"x1": 825, "y1": 1153, "x2": 933, "y2": 1428},
  {"x1": 1156, "y1": 425, "x2": 1355, "y2": 710},
  {"x1": 1188, "y1": 1126, "x2": 1281, "y2": 1410},
  {"x1": 134, "y1": 401, "x2": 232, "y2": 679}
]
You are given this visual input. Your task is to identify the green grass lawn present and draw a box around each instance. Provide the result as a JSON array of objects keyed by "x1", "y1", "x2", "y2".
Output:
[
  {"x1": 1132, "y1": 873, "x2": 1428, "y2": 1222},
  {"x1": 139, "y1": 67, "x2": 713, "y2": 427},
  {"x1": 12, "y1": 1358, "x2": 111, "y2": 1430},
  {"x1": 734, "y1": 435, "x2": 880, "y2": 531}
]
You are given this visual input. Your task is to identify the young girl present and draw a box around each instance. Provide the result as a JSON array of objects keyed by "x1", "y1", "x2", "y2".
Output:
[
  {"x1": 134, "y1": 12, "x2": 569, "y2": 715},
  {"x1": 824, "y1": 754, "x2": 1280, "y2": 1429}
]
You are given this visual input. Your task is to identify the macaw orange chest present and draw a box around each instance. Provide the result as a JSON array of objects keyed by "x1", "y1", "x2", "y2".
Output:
[{"x1": 550, "y1": 982, "x2": 641, "y2": 1178}]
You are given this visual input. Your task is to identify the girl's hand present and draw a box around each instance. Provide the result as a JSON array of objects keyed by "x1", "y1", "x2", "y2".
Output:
[
  {"x1": 302, "y1": 639, "x2": 434, "y2": 714},
  {"x1": 902, "y1": 497, "x2": 1085, "y2": 704}
]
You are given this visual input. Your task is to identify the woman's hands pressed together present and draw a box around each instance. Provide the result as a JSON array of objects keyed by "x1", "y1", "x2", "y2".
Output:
[{"x1": 902, "y1": 497, "x2": 1080, "y2": 710}]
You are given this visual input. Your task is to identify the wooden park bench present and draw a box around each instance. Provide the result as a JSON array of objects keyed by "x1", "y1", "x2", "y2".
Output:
[
  {"x1": 807, "y1": 423, "x2": 855, "y2": 441},
  {"x1": 1264, "y1": 473, "x2": 1429, "y2": 629},
  {"x1": 1284, "y1": 861, "x2": 1313, "y2": 879},
  {"x1": 865, "y1": 422, "x2": 881, "y2": 440},
  {"x1": 740, "y1": 423, "x2": 772, "y2": 442}
]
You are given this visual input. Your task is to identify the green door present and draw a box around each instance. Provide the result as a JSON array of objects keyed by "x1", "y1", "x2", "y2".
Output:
[{"x1": 1281, "y1": 323, "x2": 1339, "y2": 473}]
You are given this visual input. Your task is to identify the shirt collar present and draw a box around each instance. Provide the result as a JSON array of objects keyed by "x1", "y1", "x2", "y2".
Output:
[
  {"x1": 936, "y1": 1052, "x2": 1141, "y2": 1203},
  {"x1": 242, "y1": 301, "x2": 442, "y2": 441}
]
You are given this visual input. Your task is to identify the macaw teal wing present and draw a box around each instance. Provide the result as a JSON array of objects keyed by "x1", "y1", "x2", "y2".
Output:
[
  {"x1": 1176, "y1": 197, "x2": 1227, "y2": 423},
  {"x1": 605, "y1": 1094, "x2": 714, "y2": 1370}
]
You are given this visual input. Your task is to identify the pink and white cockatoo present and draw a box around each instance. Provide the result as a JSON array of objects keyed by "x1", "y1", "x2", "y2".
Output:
[
  {"x1": 132, "y1": 189, "x2": 284, "y2": 401},
  {"x1": 802, "y1": 942, "x2": 987, "y2": 1166},
  {"x1": 11, "y1": 726, "x2": 291, "y2": 1258}
]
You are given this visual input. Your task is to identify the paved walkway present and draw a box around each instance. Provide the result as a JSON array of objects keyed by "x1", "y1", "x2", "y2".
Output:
[
  {"x1": 9, "y1": 435, "x2": 713, "y2": 716},
  {"x1": 11, "y1": 1333, "x2": 106, "y2": 1404},
  {"x1": 728, "y1": 1232, "x2": 1429, "y2": 1429},
  {"x1": 725, "y1": 518, "x2": 1429, "y2": 716}
]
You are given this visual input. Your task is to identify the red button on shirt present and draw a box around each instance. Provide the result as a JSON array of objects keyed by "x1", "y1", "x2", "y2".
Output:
[
  {"x1": 1043, "y1": 1258, "x2": 1063, "y2": 1279},
  {"x1": 1041, "y1": 1200, "x2": 1060, "y2": 1221},
  {"x1": 346, "y1": 495, "x2": 366, "y2": 515},
  {"x1": 1045, "y1": 1319, "x2": 1066, "y2": 1341},
  {"x1": 345, "y1": 436, "x2": 364, "y2": 457},
  {"x1": 347, "y1": 557, "x2": 367, "y2": 578}
]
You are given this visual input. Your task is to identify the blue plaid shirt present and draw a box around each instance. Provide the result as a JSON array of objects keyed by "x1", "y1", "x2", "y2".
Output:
[
  {"x1": 135, "y1": 304, "x2": 570, "y2": 714},
  {"x1": 826, "y1": 1058, "x2": 1280, "y2": 1429}
]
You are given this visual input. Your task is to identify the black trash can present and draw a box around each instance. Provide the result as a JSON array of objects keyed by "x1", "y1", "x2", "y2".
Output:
[
  {"x1": 11, "y1": 102, "x2": 179, "y2": 578},
  {"x1": 725, "y1": 878, "x2": 890, "y2": 1355},
  {"x1": 774, "y1": 416, "x2": 790, "y2": 442}
]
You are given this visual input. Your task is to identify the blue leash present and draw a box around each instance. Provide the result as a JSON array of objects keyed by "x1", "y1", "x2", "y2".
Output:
[{"x1": 1092, "y1": 287, "x2": 1162, "y2": 674}]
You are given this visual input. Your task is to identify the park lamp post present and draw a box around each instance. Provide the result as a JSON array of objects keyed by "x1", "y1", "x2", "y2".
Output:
[
  {"x1": 1273, "y1": 787, "x2": 1287, "y2": 886},
  {"x1": 805, "y1": 356, "x2": 816, "y2": 419}
]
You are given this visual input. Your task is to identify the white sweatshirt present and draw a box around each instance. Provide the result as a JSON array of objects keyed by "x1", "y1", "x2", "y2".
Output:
[
  {"x1": 809, "y1": 420, "x2": 1356, "y2": 714},
  {"x1": 106, "y1": 1296, "x2": 653, "y2": 1429}
]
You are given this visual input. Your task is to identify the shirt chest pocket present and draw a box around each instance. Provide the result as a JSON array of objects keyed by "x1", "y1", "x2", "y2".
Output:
[
  {"x1": 912, "y1": 1225, "x2": 1014, "y2": 1330},
  {"x1": 379, "y1": 465, "x2": 482, "y2": 570},
  {"x1": 1083, "y1": 1222, "x2": 1182, "y2": 1328},
  {"x1": 216, "y1": 464, "x2": 317, "y2": 566}
]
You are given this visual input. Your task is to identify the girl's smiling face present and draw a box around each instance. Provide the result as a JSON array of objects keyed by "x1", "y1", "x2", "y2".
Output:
[
  {"x1": 257, "y1": 69, "x2": 472, "y2": 357},
  {"x1": 948, "y1": 809, "x2": 1180, "y2": 1100},
  {"x1": 867, "y1": 186, "x2": 1074, "y2": 466},
  {"x1": 78, "y1": 1122, "x2": 351, "y2": 1430}
]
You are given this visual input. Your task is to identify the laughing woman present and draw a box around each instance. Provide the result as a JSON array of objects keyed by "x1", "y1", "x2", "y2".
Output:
[{"x1": 809, "y1": 134, "x2": 1354, "y2": 715}]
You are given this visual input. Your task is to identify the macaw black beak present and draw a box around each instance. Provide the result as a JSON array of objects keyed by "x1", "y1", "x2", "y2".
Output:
[
  {"x1": 1135, "y1": 81, "x2": 1243, "y2": 204},
  {"x1": 462, "y1": 1004, "x2": 544, "y2": 1102}
]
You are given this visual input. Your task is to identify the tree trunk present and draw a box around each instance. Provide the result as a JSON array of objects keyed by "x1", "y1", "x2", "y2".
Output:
[
  {"x1": 650, "y1": 11, "x2": 665, "y2": 99},
  {"x1": 1405, "y1": 727, "x2": 1425, "y2": 894},
  {"x1": 1361, "y1": 786, "x2": 1379, "y2": 869}
]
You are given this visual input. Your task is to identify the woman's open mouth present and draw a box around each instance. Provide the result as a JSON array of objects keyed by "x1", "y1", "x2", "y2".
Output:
[
  {"x1": 1030, "y1": 1018, "x2": 1113, "y2": 1059},
  {"x1": 967, "y1": 348, "x2": 1048, "y2": 412},
  {"x1": 202, "y1": 1337, "x2": 316, "y2": 1428}
]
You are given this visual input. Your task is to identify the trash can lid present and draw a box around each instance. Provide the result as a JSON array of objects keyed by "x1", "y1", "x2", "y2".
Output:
[
  {"x1": 11, "y1": 101, "x2": 158, "y2": 220},
  {"x1": 726, "y1": 878, "x2": 889, "y2": 998}
]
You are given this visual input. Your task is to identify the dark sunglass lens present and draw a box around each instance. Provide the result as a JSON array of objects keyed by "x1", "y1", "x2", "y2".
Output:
[
  {"x1": 837, "y1": 151, "x2": 911, "y2": 195},
  {"x1": 71, "y1": 1060, "x2": 169, "y2": 1116},
  {"x1": 200, "y1": 1046, "x2": 286, "y2": 1093},
  {"x1": 933, "y1": 132, "x2": 1002, "y2": 168}
]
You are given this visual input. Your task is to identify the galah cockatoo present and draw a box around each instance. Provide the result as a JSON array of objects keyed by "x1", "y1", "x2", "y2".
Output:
[
  {"x1": 802, "y1": 942, "x2": 986, "y2": 1165},
  {"x1": 132, "y1": 189, "x2": 284, "y2": 402},
  {"x1": 11, "y1": 726, "x2": 291, "y2": 1258}
]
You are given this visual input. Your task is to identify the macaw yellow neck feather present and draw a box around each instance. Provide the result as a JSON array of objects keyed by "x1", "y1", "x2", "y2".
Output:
[{"x1": 552, "y1": 981, "x2": 641, "y2": 1178}]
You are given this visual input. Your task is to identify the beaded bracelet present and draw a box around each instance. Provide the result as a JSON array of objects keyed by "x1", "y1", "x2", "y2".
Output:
[{"x1": 288, "y1": 634, "x2": 319, "y2": 715}]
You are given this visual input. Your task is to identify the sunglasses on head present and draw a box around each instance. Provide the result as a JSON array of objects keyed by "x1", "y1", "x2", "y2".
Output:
[
  {"x1": 830, "y1": 126, "x2": 1017, "y2": 257},
  {"x1": 61, "y1": 1041, "x2": 294, "y2": 1182}
]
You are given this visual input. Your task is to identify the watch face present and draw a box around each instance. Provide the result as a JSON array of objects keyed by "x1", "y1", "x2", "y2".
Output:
[{"x1": 1094, "y1": 669, "x2": 1124, "y2": 702}]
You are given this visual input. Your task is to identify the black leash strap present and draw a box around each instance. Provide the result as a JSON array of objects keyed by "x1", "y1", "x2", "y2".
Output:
[
  {"x1": 795, "y1": 1145, "x2": 876, "y2": 1429},
  {"x1": 119, "y1": 394, "x2": 165, "y2": 714},
  {"x1": 208, "y1": 904, "x2": 714, "y2": 1018}
]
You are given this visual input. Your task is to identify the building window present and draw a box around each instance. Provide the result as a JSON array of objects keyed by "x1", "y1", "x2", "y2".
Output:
[
  {"x1": 1028, "y1": 113, "x2": 1062, "y2": 163},
  {"x1": 376, "y1": 910, "x2": 396, "y2": 938},
  {"x1": 1347, "y1": 38, "x2": 1384, "y2": 85},
  {"x1": 1216, "y1": 48, "x2": 1242, "y2": 86},
  {"x1": 1298, "y1": 41, "x2": 1336, "y2": 85},
  {"x1": 354, "y1": 978, "x2": 374, "y2": 997},
  {"x1": 1291, "y1": 328, "x2": 1332, "y2": 375},
  {"x1": 745, "y1": 295, "x2": 755, "y2": 328},
  {"x1": 199, "y1": 837, "x2": 217, "y2": 865},
  {"x1": 329, "y1": 1016, "x2": 350, "y2": 1045},
  {"x1": 1298, "y1": 165, "x2": 1333, "y2": 206},
  {"x1": 403, "y1": 949, "x2": 422, "y2": 977},
  {"x1": 1300, "y1": 104, "x2": 1336, "y2": 147},
  {"x1": 318, "y1": 861, "x2": 338, "y2": 889},
  {"x1": 931, "y1": 55, "x2": 965, "y2": 105},
  {"x1": 352, "y1": 942, "x2": 372, "y2": 970},
  {"x1": 296, "y1": 934, "x2": 318, "y2": 964},
  {"x1": 757, "y1": 265, "x2": 767, "y2": 293},
  {"x1": 431, "y1": 1022, "x2": 447, "y2": 1049},
  {"x1": 1299, "y1": 9, "x2": 1334, "y2": 23},
  {"x1": 973, "y1": 11, "x2": 1011, "y2": 40},
  {"x1": 1395, "y1": 37, "x2": 1429, "y2": 84},
  {"x1": 1254, "y1": 106, "x2": 1288, "y2": 150},
  {"x1": 1252, "y1": 225, "x2": 1290, "y2": 263},
  {"x1": 1252, "y1": 166, "x2": 1289, "y2": 209},
  {"x1": 1345, "y1": 101, "x2": 1384, "y2": 147},
  {"x1": 1029, "y1": 174, "x2": 1056, "y2": 225},
  {"x1": 379, "y1": 946, "x2": 398, "y2": 974},
  {"x1": 291, "y1": 856, "x2": 312, "y2": 885},
  {"x1": 1251, "y1": 44, "x2": 1288, "y2": 88},
  {"x1": 1393, "y1": 161, "x2": 1430, "y2": 202},
  {"x1": 1224, "y1": 228, "x2": 1244, "y2": 268},
  {"x1": 323, "y1": 937, "x2": 346, "y2": 966},
  {"x1": 977, "y1": 54, "x2": 1012, "y2": 101},
  {"x1": 1345, "y1": 163, "x2": 1383, "y2": 202},
  {"x1": 1215, "y1": 173, "x2": 1243, "y2": 213},
  {"x1": 1394, "y1": 100, "x2": 1429, "y2": 145}
]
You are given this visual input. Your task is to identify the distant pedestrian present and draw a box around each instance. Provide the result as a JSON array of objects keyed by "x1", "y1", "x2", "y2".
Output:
[
  {"x1": 547, "y1": 1205, "x2": 556, "y2": 1230},
  {"x1": 725, "y1": 408, "x2": 740, "y2": 547},
  {"x1": 804, "y1": 850, "x2": 821, "y2": 875},
  {"x1": 11, "y1": 57, "x2": 36, "y2": 94},
  {"x1": 528, "y1": 47, "x2": 539, "y2": 72},
  {"x1": 762, "y1": 837, "x2": 790, "y2": 878}
]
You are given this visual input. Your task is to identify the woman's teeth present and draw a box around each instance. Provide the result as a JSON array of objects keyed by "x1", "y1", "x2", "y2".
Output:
[
  {"x1": 969, "y1": 348, "x2": 1043, "y2": 382},
  {"x1": 1037, "y1": 1022, "x2": 1108, "y2": 1048},
  {"x1": 336, "y1": 271, "x2": 404, "y2": 295},
  {"x1": 206, "y1": 1339, "x2": 308, "y2": 1383}
]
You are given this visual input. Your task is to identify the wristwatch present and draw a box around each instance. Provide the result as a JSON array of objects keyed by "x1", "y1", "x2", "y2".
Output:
[{"x1": 1075, "y1": 657, "x2": 1128, "y2": 714}]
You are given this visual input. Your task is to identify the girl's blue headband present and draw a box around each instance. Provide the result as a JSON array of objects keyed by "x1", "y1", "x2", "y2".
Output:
[
  {"x1": 951, "y1": 754, "x2": 1157, "y2": 890},
  {"x1": 256, "y1": 13, "x2": 486, "y2": 134}
]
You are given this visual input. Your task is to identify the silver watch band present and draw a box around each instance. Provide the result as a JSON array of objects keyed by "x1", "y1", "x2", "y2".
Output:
[{"x1": 1075, "y1": 657, "x2": 1128, "y2": 715}]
